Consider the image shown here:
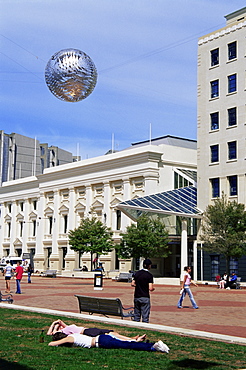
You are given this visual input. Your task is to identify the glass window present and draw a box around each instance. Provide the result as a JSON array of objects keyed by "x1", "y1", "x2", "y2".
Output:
[
  {"x1": 211, "y1": 48, "x2": 219, "y2": 66},
  {"x1": 210, "y1": 144, "x2": 219, "y2": 163},
  {"x1": 211, "y1": 178, "x2": 220, "y2": 198},
  {"x1": 228, "y1": 74, "x2": 236, "y2": 93},
  {"x1": 229, "y1": 175, "x2": 237, "y2": 196},
  {"x1": 211, "y1": 255, "x2": 220, "y2": 281},
  {"x1": 228, "y1": 107, "x2": 237, "y2": 126},
  {"x1": 229, "y1": 257, "x2": 238, "y2": 275},
  {"x1": 210, "y1": 112, "x2": 219, "y2": 130},
  {"x1": 228, "y1": 41, "x2": 237, "y2": 60},
  {"x1": 228, "y1": 141, "x2": 237, "y2": 160},
  {"x1": 211, "y1": 80, "x2": 219, "y2": 98}
]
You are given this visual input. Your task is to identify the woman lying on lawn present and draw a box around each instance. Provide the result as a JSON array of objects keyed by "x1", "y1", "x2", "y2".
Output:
[
  {"x1": 48, "y1": 332, "x2": 170, "y2": 353},
  {"x1": 47, "y1": 319, "x2": 146, "y2": 342}
]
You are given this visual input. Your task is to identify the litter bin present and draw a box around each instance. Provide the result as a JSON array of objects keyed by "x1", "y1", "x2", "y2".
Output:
[{"x1": 94, "y1": 273, "x2": 103, "y2": 290}]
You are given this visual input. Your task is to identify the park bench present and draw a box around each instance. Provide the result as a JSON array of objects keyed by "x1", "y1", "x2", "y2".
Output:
[
  {"x1": 42, "y1": 270, "x2": 57, "y2": 278},
  {"x1": 115, "y1": 272, "x2": 133, "y2": 283},
  {"x1": 75, "y1": 295, "x2": 134, "y2": 319},
  {"x1": 0, "y1": 291, "x2": 13, "y2": 303}
]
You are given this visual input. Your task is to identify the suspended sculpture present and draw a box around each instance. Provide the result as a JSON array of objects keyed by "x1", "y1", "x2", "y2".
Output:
[{"x1": 45, "y1": 48, "x2": 97, "y2": 102}]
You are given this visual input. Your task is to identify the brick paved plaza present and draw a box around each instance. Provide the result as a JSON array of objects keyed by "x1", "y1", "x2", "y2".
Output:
[{"x1": 1, "y1": 275, "x2": 246, "y2": 340}]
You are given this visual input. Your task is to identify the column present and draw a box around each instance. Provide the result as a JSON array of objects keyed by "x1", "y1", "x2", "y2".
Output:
[
  {"x1": 65, "y1": 187, "x2": 76, "y2": 271},
  {"x1": 180, "y1": 218, "x2": 188, "y2": 275},
  {"x1": 50, "y1": 189, "x2": 60, "y2": 271},
  {"x1": 193, "y1": 240, "x2": 197, "y2": 281},
  {"x1": 34, "y1": 192, "x2": 45, "y2": 270},
  {"x1": 10, "y1": 201, "x2": 17, "y2": 256},
  {"x1": 103, "y1": 181, "x2": 110, "y2": 227},
  {"x1": 22, "y1": 198, "x2": 29, "y2": 254},
  {"x1": 85, "y1": 184, "x2": 92, "y2": 216}
]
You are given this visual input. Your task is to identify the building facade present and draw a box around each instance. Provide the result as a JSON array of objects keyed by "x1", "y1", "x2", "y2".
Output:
[
  {"x1": 197, "y1": 7, "x2": 246, "y2": 280},
  {"x1": 0, "y1": 136, "x2": 197, "y2": 278},
  {"x1": 0, "y1": 131, "x2": 75, "y2": 185}
]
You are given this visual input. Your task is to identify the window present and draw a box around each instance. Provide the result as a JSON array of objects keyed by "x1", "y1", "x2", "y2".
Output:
[
  {"x1": 229, "y1": 257, "x2": 238, "y2": 275},
  {"x1": 63, "y1": 215, "x2": 68, "y2": 233},
  {"x1": 211, "y1": 48, "x2": 219, "y2": 66},
  {"x1": 20, "y1": 202, "x2": 24, "y2": 212},
  {"x1": 228, "y1": 107, "x2": 237, "y2": 126},
  {"x1": 210, "y1": 145, "x2": 219, "y2": 163},
  {"x1": 211, "y1": 255, "x2": 219, "y2": 281},
  {"x1": 210, "y1": 112, "x2": 219, "y2": 130},
  {"x1": 229, "y1": 175, "x2": 237, "y2": 196},
  {"x1": 228, "y1": 74, "x2": 236, "y2": 93},
  {"x1": 33, "y1": 220, "x2": 36, "y2": 237},
  {"x1": 19, "y1": 221, "x2": 23, "y2": 237},
  {"x1": 228, "y1": 141, "x2": 237, "y2": 160},
  {"x1": 211, "y1": 80, "x2": 219, "y2": 98},
  {"x1": 116, "y1": 210, "x2": 121, "y2": 230},
  {"x1": 211, "y1": 178, "x2": 220, "y2": 198},
  {"x1": 49, "y1": 216, "x2": 53, "y2": 234},
  {"x1": 228, "y1": 41, "x2": 237, "y2": 60}
]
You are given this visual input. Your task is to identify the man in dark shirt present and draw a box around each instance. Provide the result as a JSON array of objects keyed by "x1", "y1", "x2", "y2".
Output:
[{"x1": 131, "y1": 259, "x2": 155, "y2": 323}]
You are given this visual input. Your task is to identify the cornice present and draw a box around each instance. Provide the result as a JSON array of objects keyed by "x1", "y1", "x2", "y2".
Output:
[{"x1": 198, "y1": 20, "x2": 246, "y2": 46}]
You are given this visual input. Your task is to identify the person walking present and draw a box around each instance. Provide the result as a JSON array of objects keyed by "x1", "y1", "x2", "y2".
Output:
[
  {"x1": 27, "y1": 264, "x2": 33, "y2": 283},
  {"x1": 131, "y1": 258, "x2": 155, "y2": 323},
  {"x1": 3, "y1": 260, "x2": 14, "y2": 293},
  {"x1": 177, "y1": 266, "x2": 199, "y2": 309},
  {"x1": 15, "y1": 261, "x2": 24, "y2": 294}
]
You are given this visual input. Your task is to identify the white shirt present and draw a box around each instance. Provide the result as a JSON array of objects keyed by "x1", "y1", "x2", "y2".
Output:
[{"x1": 69, "y1": 333, "x2": 93, "y2": 348}]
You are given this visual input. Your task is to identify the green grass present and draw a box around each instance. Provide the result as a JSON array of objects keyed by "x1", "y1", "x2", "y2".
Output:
[{"x1": 0, "y1": 308, "x2": 245, "y2": 370}]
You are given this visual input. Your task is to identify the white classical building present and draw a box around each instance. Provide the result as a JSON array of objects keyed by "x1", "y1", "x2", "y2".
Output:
[{"x1": 0, "y1": 135, "x2": 197, "y2": 278}]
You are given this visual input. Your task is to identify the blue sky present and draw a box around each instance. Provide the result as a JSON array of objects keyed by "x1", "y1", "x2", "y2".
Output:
[{"x1": 1, "y1": 1, "x2": 246, "y2": 159}]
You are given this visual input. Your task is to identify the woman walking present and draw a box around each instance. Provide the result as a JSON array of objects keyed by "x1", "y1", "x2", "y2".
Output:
[{"x1": 177, "y1": 266, "x2": 199, "y2": 309}]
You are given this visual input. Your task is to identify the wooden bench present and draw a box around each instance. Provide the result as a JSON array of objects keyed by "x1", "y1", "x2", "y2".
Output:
[
  {"x1": 42, "y1": 270, "x2": 57, "y2": 278},
  {"x1": 0, "y1": 291, "x2": 13, "y2": 304},
  {"x1": 75, "y1": 295, "x2": 134, "y2": 319},
  {"x1": 115, "y1": 272, "x2": 133, "y2": 283}
]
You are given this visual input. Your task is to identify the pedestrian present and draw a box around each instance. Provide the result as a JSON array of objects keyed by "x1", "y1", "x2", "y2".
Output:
[
  {"x1": 27, "y1": 264, "x2": 33, "y2": 283},
  {"x1": 3, "y1": 260, "x2": 14, "y2": 293},
  {"x1": 177, "y1": 266, "x2": 199, "y2": 309},
  {"x1": 48, "y1": 332, "x2": 170, "y2": 353},
  {"x1": 15, "y1": 261, "x2": 24, "y2": 294},
  {"x1": 131, "y1": 258, "x2": 155, "y2": 323}
]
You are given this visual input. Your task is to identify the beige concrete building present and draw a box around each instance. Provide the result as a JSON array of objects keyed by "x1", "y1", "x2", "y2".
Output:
[
  {"x1": 0, "y1": 136, "x2": 197, "y2": 278},
  {"x1": 197, "y1": 7, "x2": 246, "y2": 280},
  {"x1": 197, "y1": 7, "x2": 246, "y2": 210}
]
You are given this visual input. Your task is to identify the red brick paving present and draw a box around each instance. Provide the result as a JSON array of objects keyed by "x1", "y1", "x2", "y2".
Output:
[{"x1": 1, "y1": 275, "x2": 246, "y2": 339}]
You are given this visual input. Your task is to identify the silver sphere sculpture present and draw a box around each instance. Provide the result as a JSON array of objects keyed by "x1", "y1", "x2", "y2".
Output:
[{"x1": 45, "y1": 48, "x2": 97, "y2": 102}]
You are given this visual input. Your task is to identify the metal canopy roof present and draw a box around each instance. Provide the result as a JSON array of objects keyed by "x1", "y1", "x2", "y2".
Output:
[{"x1": 116, "y1": 186, "x2": 203, "y2": 221}]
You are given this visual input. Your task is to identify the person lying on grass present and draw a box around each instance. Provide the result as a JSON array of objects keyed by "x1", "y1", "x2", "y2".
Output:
[
  {"x1": 47, "y1": 319, "x2": 146, "y2": 342},
  {"x1": 48, "y1": 332, "x2": 170, "y2": 353}
]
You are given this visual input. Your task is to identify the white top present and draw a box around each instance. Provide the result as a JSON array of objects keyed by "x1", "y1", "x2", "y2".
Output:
[
  {"x1": 4, "y1": 264, "x2": 13, "y2": 277},
  {"x1": 69, "y1": 333, "x2": 93, "y2": 348}
]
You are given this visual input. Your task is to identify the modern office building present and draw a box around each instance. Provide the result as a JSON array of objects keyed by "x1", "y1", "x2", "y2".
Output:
[
  {"x1": 0, "y1": 135, "x2": 197, "y2": 279},
  {"x1": 197, "y1": 7, "x2": 246, "y2": 280},
  {"x1": 0, "y1": 131, "x2": 75, "y2": 185}
]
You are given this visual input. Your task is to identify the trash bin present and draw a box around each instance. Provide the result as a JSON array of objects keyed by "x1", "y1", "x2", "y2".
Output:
[{"x1": 94, "y1": 273, "x2": 103, "y2": 290}]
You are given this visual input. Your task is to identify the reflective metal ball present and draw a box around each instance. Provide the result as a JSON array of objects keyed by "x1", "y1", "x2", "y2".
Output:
[{"x1": 45, "y1": 48, "x2": 97, "y2": 102}]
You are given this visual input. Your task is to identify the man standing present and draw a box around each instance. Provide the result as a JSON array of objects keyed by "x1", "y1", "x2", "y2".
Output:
[
  {"x1": 3, "y1": 260, "x2": 14, "y2": 293},
  {"x1": 15, "y1": 261, "x2": 24, "y2": 294},
  {"x1": 131, "y1": 259, "x2": 155, "y2": 323}
]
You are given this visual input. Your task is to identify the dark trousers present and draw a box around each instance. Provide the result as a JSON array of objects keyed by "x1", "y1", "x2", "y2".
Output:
[
  {"x1": 133, "y1": 297, "x2": 151, "y2": 323},
  {"x1": 98, "y1": 334, "x2": 154, "y2": 351}
]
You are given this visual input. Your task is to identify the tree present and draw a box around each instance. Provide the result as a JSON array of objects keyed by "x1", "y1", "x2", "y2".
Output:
[
  {"x1": 201, "y1": 193, "x2": 246, "y2": 272},
  {"x1": 68, "y1": 216, "x2": 114, "y2": 270},
  {"x1": 116, "y1": 214, "x2": 170, "y2": 260}
]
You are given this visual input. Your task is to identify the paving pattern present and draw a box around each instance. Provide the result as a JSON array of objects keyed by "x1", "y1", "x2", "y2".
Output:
[{"x1": 1, "y1": 275, "x2": 246, "y2": 339}]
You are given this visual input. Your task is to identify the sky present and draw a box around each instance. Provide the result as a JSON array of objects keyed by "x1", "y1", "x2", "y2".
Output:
[{"x1": 1, "y1": 0, "x2": 246, "y2": 159}]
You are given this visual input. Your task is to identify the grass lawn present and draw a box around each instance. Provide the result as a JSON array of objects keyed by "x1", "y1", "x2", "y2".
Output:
[{"x1": 0, "y1": 308, "x2": 245, "y2": 370}]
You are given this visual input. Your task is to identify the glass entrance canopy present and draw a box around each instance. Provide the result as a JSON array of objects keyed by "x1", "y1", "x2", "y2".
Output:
[{"x1": 116, "y1": 186, "x2": 202, "y2": 221}]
